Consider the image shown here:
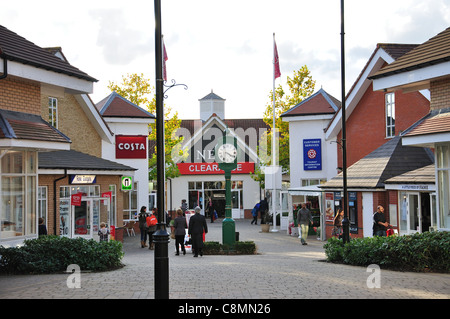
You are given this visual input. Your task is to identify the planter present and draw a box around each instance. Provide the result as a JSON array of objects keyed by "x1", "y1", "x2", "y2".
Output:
[{"x1": 261, "y1": 223, "x2": 270, "y2": 233}]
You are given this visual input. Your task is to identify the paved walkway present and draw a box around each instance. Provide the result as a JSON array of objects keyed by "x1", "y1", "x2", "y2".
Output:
[{"x1": 0, "y1": 219, "x2": 449, "y2": 300}]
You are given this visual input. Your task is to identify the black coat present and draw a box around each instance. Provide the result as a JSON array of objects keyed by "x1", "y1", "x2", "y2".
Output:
[{"x1": 188, "y1": 213, "x2": 208, "y2": 235}]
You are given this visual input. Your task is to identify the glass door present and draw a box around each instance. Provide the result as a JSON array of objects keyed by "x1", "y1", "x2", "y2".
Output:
[
  {"x1": 231, "y1": 190, "x2": 240, "y2": 219},
  {"x1": 72, "y1": 199, "x2": 92, "y2": 238},
  {"x1": 408, "y1": 193, "x2": 420, "y2": 233}
]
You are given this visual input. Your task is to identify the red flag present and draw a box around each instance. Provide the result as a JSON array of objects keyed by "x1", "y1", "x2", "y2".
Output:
[
  {"x1": 274, "y1": 38, "x2": 281, "y2": 79},
  {"x1": 163, "y1": 38, "x2": 168, "y2": 81}
]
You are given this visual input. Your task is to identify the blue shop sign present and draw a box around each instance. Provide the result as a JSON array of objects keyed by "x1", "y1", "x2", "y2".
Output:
[{"x1": 303, "y1": 139, "x2": 322, "y2": 171}]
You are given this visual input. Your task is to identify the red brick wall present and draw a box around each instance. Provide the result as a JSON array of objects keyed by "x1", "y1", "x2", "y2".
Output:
[{"x1": 337, "y1": 83, "x2": 430, "y2": 168}]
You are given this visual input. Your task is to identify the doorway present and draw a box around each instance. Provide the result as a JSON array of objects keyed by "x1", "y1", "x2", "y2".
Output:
[
  {"x1": 399, "y1": 192, "x2": 431, "y2": 234},
  {"x1": 70, "y1": 197, "x2": 110, "y2": 239}
]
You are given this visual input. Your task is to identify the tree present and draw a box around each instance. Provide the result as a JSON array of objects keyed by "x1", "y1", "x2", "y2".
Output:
[
  {"x1": 108, "y1": 73, "x2": 187, "y2": 180},
  {"x1": 257, "y1": 65, "x2": 316, "y2": 179}
]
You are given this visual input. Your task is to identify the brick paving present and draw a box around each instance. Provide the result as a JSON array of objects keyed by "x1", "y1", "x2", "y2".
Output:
[{"x1": 0, "y1": 219, "x2": 449, "y2": 300}]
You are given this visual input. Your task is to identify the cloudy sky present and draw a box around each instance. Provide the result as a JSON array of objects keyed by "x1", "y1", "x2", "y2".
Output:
[{"x1": 2, "y1": 0, "x2": 449, "y2": 119}]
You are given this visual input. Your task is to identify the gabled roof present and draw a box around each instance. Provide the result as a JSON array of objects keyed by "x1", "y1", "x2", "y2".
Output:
[
  {"x1": 0, "y1": 25, "x2": 97, "y2": 82},
  {"x1": 39, "y1": 150, "x2": 136, "y2": 171},
  {"x1": 96, "y1": 92, "x2": 155, "y2": 119},
  {"x1": 371, "y1": 27, "x2": 450, "y2": 79},
  {"x1": 199, "y1": 91, "x2": 225, "y2": 101},
  {"x1": 0, "y1": 109, "x2": 71, "y2": 144},
  {"x1": 320, "y1": 136, "x2": 434, "y2": 189},
  {"x1": 281, "y1": 88, "x2": 340, "y2": 118},
  {"x1": 402, "y1": 107, "x2": 450, "y2": 137}
]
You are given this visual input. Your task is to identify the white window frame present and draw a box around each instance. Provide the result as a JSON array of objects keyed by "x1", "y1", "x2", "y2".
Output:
[
  {"x1": 385, "y1": 93, "x2": 395, "y2": 138},
  {"x1": 48, "y1": 97, "x2": 58, "y2": 128}
]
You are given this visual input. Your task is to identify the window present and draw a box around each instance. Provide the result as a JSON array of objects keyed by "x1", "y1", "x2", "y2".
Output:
[
  {"x1": 385, "y1": 93, "x2": 395, "y2": 138},
  {"x1": 437, "y1": 144, "x2": 450, "y2": 230},
  {"x1": 123, "y1": 182, "x2": 138, "y2": 220},
  {"x1": 38, "y1": 186, "x2": 48, "y2": 224},
  {"x1": 48, "y1": 97, "x2": 58, "y2": 128},
  {"x1": 1, "y1": 151, "x2": 38, "y2": 239},
  {"x1": 301, "y1": 178, "x2": 327, "y2": 187}
]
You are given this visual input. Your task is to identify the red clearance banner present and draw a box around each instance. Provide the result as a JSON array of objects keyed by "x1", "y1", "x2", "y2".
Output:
[
  {"x1": 177, "y1": 162, "x2": 255, "y2": 175},
  {"x1": 115, "y1": 135, "x2": 147, "y2": 159}
]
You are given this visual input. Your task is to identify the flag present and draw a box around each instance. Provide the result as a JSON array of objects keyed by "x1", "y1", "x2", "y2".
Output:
[
  {"x1": 274, "y1": 36, "x2": 281, "y2": 79},
  {"x1": 162, "y1": 37, "x2": 168, "y2": 81}
]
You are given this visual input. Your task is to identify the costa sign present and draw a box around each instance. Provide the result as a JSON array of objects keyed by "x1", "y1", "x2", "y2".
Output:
[
  {"x1": 177, "y1": 162, "x2": 254, "y2": 175},
  {"x1": 116, "y1": 135, "x2": 147, "y2": 159}
]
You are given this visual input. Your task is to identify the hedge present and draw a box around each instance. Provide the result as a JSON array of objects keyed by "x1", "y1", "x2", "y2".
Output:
[
  {"x1": 323, "y1": 231, "x2": 450, "y2": 273},
  {"x1": 0, "y1": 235, "x2": 124, "y2": 275},
  {"x1": 203, "y1": 241, "x2": 257, "y2": 255}
]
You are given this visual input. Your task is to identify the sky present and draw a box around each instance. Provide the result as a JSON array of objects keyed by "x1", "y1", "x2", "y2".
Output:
[{"x1": 1, "y1": 0, "x2": 450, "y2": 119}]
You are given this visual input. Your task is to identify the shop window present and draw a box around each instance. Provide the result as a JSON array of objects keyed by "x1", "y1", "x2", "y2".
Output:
[
  {"x1": 38, "y1": 186, "x2": 48, "y2": 223},
  {"x1": 0, "y1": 151, "x2": 38, "y2": 239},
  {"x1": 437, "y1": 144, "x2": 450, "y2": 230},
  {"x1": 123, "y1": 182, "x2": 138, "y2": 220},
  {"x1": 385, "y1": 93, "x2": 395, "y2": 138}
]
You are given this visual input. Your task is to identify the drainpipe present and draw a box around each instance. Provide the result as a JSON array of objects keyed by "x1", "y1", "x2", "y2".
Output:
[{"x1": 53, "y1": 169, "x2": 68, "y2": 235}]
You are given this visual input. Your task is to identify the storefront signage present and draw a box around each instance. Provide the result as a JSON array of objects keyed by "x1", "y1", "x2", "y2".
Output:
[
  {"x1": 115, "y1": 135, "x2": 147, "y2": 159},
  {"x1": 71, "y1": 193, "x2": 82, "y2": 206},
  {"x1": 70, "y1": 175, "x2": 96, "y2": 184},
  {"x1": 177, "y1": 162, "x2": 255, "y2": 175},
  {"x1": 303, "y1": 139, "x2": 322, "y2": 171},
  {"x1": 122, "y1": 176, "x2": 133, "y2": 191}
]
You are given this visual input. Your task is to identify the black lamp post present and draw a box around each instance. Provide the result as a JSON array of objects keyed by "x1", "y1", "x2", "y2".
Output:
[
  {"x1": 340, "y1": 0, "x2": 350, "y2": 244},
  {"x1": 153, "y1": 0, "x2": 169, "y2": 299}
]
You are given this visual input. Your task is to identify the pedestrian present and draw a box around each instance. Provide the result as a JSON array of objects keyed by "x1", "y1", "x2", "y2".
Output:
[
  {"x1": 259, "y1": 197, "x2": 268, "y2": 223},
  {"x1": 188, "y1": 206, "x2": 208, "y2": 257},
  {"x1": 373, "y1": 205, "x2": 389, "y2": 237},
  {"x1": 251, "y1": 202, "x2": 260, "y2": 225},
  {"x1": 181, "y1": 199, "x2": 188, "y2": 215},
  {"x1": 138, "y1": 206, "x2": 149, "y2": 248},
  {"x1": 297, "y1": 203, "x2": 313, "y2": 245},
  {"x1": 207, "y1": 197, "x2": 215, "y2": 223},
  {"x1": 173, "y1": 208, "x2": 187, "y2": 255},
  {"x1": 147, "y1": 208, "x2": 158, "y2": 250},
  {"x1": 38, "y1": 217, "x2": 47, "y2": 237},
  {"x1": 98, "y1": 222, "x2": 110, "y2": 242},
  {"x1": 332, "y1": 209, "x2": 344, "y2": 239}
]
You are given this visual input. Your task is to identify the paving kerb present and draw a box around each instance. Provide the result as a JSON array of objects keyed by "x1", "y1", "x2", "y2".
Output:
[{"x1": 0, "y1": 218, "x2": 449, "y2": 299}]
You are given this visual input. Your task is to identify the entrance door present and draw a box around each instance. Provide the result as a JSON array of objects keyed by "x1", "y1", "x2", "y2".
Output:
[
  {"x1": 362, "y1": 192, "x2": 373, "y2": 237},
  {"x1": 231, "y1": 190, "x2": 241, "y2": 219},
  {"x1": 72, "y1": 200, "x2": 92, "y2": 238},
  {"x1": 400, "y1": 192, "x2": 421, "y2": 234}
]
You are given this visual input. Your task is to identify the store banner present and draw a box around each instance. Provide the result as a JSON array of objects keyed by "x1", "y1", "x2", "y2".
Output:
[
  {"x1": 71, "y1": 193, "x2": 82, "y2": 206},
  {"x1": 303, "y1": 139, "x2": 322, "y2": 171},
  {"x1": 177, "y1": 162, "x2": 255, "y2": 175},
  {"x1": 115, "y1": 135, "x2": 147, "y2": 159}
]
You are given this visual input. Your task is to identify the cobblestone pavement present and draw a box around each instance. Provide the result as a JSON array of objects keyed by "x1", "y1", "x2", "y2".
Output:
[{"x1": 0, "y1": 219, "x2": 449, "y2": 300}]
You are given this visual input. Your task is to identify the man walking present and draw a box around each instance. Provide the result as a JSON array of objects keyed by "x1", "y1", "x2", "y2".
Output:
[
  {"x1": 373, "y1": 205, "x2": 389, "y2": 237},
  {"x1": 188, "y1": 206, "x2": 208, "y2": 257},
  {"x1": 297, "y1": 203, "x2": 313, "y2": 245}
]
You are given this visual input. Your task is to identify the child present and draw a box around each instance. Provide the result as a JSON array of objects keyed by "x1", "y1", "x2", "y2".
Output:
[{"x1": 98, "y1": 222, "x2": 110, "y2": 242}]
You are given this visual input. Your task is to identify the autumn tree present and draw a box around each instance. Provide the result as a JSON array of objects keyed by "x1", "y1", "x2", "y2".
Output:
[{"x1": 108, "y1": 73, "x2": 186, "y2": 180}]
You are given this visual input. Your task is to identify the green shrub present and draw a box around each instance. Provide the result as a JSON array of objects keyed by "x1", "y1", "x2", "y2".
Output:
[
  {"x1": 0, "y1": 236, "x2": 124, "y2": 275},
  {"x1": 203, "y1": 241, "x2": 257, "y2": 255},
  {"x1": 324, "y1": 231, "x2": 450, "y2": 273}
]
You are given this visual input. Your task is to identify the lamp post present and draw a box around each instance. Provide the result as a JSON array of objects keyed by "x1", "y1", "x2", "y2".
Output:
[
  {"x1": 153, "y1": 0, "x2": 169, "y2": 299},
  {"x1": 340, "y1": 0, "x2": 350, "y2": 244}
]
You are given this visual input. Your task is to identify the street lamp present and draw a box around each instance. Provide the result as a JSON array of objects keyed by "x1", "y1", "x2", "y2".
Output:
[{"x1": 153, "y1": 0, "x2": 169, "y2": 299}]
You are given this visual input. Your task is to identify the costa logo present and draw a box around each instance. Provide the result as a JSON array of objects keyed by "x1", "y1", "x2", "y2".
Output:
[{"x1": 116, "y1": 135, "x2": 147, "y2": 159}]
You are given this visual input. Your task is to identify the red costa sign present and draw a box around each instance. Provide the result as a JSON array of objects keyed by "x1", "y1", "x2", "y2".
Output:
[
  {"x1": 177, "y1": 162, "x2": 255, "y2": 175},
  {"x1": 115, "y1": 135, "x2": 147, "y2": 159}
]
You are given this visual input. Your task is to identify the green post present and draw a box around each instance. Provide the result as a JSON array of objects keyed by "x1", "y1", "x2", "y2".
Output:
[{"x1": 222, "y1": 170, "x2": 235, "y2": 247}]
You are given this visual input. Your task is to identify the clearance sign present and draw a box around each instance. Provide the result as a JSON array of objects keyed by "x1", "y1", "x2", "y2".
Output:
[
  {"x1": 116, "y1": 135, "x2": 147, "y2": 159},
  {"x1": 177, "y1": 162, "x2": 255, "y2": 175}
]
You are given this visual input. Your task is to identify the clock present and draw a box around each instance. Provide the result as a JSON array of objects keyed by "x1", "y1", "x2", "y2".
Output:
[{"x1": 217, "y1": 143, "x2": 237, "y2": 163}]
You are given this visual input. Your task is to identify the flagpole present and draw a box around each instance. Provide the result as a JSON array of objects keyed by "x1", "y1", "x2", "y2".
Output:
[{"x1": 272, "y1": 33, "x2": 278, "y2": 232}]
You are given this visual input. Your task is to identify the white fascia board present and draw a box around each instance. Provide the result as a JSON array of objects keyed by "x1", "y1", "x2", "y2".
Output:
[
  {"x1": 74, "y1": 94, "x2": 114, "y2": 144},
  {"x1": 0, "y1": 140, "x2": 70, "y2": 151},
  {"x1": 282, "y1": 114, "x2": 334, "y2": 122},
  {"x1": 402, "y1": 132, "x2": 450, "y2": 147},
  {"x1": 104, "y1": 117, "x2": 155, "y2": 125},
  {"x1": 38, "y1": 169, "x2": 136, "y2": 176},
  {"x1": 5, "y1": 59, "x2": 94, "y2": 94},
  {"x1": 325, "y1": 49, "x2": 394, "y2": 140},
  {"x1": 372, "y1": 61, "x2": 450, "y2": 91}
]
